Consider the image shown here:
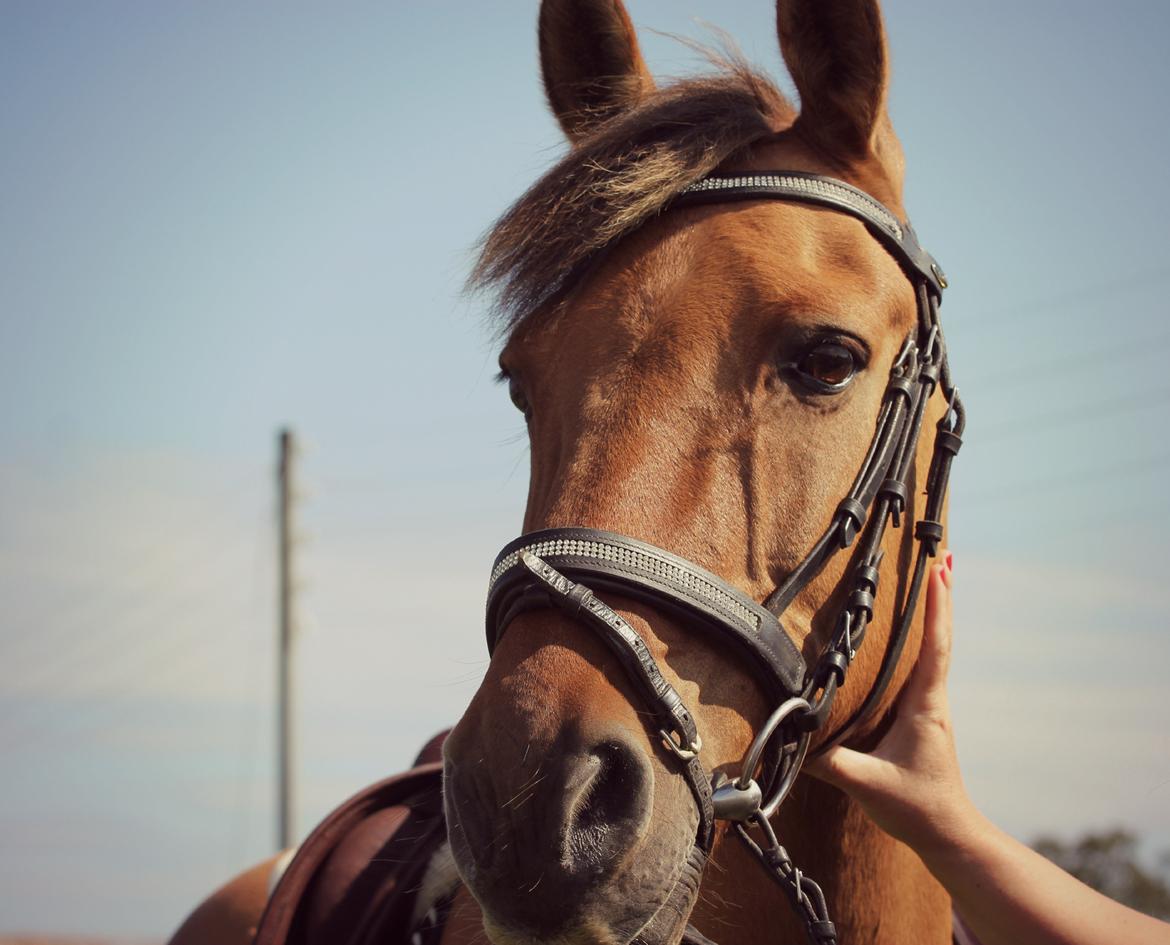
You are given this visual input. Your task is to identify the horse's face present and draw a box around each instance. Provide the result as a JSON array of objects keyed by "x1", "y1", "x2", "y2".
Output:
[{"x1": 444, "y1": 2, "x2": 935, "y2": 943}]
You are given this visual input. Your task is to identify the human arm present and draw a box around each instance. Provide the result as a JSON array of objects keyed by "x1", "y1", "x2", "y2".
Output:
[{"x1": 808, "y1": 557, "x2": 1170, "y2": 945}]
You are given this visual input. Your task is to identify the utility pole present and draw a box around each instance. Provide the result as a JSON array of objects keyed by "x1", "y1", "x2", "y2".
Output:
[{"x1": 277, "y1": 428, "x2": 296, "y2": 850}]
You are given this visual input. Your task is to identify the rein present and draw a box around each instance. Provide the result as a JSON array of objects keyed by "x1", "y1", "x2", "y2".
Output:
[{"x1": 484, "y1": 172, "x2": 965, "y2": 945}]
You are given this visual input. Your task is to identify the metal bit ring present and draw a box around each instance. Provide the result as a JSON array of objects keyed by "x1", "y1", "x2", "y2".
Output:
[{"x1": 734, "y1": 697, "x2": 812, "y2": 791}]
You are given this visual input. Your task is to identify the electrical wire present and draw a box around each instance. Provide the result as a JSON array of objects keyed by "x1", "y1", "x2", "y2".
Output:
[
  {"x1": 948, "y1": 262, "x2": 1170, "y2": 330},
  {"x1": 963, "y1": 332, "x2": 1170, "y2": 391},
  {"x1": 959, "y1": 452, "x2": 1170, "y2": 506},
  {"x1": 977, "y1": 388, "x2": 1170, "y2": 443}
]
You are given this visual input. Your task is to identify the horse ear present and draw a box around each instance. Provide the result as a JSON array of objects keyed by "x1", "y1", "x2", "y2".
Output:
[
  {"x1": 776, "y1": 0, "x2": 893, "y2": 163},
  {"x1": 539, "y1": 0, "x2": 655, "y2": 141}
]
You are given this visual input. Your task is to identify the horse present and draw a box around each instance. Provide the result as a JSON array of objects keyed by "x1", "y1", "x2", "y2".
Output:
[{"x1": 169, "y1": 1, "x2": 963, "y2": 943}]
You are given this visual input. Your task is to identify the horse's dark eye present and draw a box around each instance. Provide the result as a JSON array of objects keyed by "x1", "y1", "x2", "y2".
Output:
[
  {"x1": 795, "y1": 343, "x2": 858, "y2": 391},
  {"x1": 508, "y1": 377, "x2": 532, "y2": 420}
]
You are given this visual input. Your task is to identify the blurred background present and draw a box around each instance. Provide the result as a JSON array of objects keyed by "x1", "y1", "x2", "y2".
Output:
[{"x1": 2, "y1": 0, "x2": 1169, "y2": 939}]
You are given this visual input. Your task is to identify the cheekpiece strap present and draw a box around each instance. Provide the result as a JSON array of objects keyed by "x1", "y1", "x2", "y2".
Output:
[{"x1": 674, "y1": 172, "x2": 947, "y2": 298}]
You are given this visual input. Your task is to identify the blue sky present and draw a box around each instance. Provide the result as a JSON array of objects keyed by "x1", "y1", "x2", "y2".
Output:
[{"x1": 2, "y1": 1, "x2": 1169, "y2": 938}]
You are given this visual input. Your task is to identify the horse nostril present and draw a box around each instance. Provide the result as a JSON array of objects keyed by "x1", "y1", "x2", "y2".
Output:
[{"x1": 562, "y1": 738, "x2": 653, "y2": 874}]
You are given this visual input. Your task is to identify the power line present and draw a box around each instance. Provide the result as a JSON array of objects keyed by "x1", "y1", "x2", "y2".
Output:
[
  {"x1": 959, "y1": 451, "x2": 1170, "y2": 506},
  {"x1": 0, "y1": 611, "x2": 266, "y2": 754},
  {"x1": 978, "y1": 388, "x2": 1170, "y2": 443},
  {"x1": 1, "y1": 535, "x2": 260, "y2": 705},
  {"x1": 2, "y1": 477, "x2": 263, "y2": 672},
  {"x1": 963, "y1": 333, "x2": 1170, "y2": 392},
  {"x1": 0, "y1": 503, "x2": 275, "y2": 755},
  {"x1": 949, "y1": 262, "x2": 1170, "y2": 329}
]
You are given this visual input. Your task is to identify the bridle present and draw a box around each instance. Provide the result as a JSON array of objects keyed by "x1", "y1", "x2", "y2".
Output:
[
  {"x1": 485, "y1": 172, "x2": 963, "y2": 945},
  {"x1": 483, "y1": 172, "x2": 965, "y2": 945}
]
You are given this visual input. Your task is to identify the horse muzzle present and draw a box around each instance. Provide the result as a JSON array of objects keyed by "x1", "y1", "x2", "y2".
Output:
[{"x1": 444, "y1": 692, "x2": 697, "y2": 944}]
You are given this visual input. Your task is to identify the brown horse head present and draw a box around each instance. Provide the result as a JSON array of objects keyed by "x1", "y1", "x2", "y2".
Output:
[{"x1": 443, "y1": 2, "x2": 953, "y2": 943}]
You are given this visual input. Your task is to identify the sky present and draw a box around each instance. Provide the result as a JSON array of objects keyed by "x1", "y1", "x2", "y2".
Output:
[{"x1": 2, "y1": 0, "x2": 1169, "y2": 938}]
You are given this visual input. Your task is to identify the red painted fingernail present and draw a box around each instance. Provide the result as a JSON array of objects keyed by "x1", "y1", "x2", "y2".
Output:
[{"x1": 945, "y1": 552, "x2": 953, "y2": 573}]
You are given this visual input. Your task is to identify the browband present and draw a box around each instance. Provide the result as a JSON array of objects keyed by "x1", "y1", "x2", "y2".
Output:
[{"x1": 674, "y1": 172, "x2": 947, "y2": 297}]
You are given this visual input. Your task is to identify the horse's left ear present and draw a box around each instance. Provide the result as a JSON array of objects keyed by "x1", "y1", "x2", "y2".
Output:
[
  {"x1": 539, "y1": 0, "x2": 656, "y2": 142},
  {"x1": 776, "y1": 0, "x2": 897, "y2": 166}
]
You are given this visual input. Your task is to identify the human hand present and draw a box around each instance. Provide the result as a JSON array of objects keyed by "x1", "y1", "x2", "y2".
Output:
[{"x1": 807, "y1": 552, "x2": 981, "y2": 858}]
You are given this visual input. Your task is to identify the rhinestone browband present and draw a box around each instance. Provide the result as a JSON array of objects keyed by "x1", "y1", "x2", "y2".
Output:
[{"x1": 680, "y1": 173, "x2": 903, "y2": 239}]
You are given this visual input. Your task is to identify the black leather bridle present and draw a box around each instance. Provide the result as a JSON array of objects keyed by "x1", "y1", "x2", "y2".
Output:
[{"x1": 484, "y1": 172, "x2": 965, "y2": 945}]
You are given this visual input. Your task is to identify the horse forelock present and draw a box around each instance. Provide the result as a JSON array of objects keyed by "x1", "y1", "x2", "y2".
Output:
[{"x1": 470, "y1": 53, "x2": 795, "y2": 335}]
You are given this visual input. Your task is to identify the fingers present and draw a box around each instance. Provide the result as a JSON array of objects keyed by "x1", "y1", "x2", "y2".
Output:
[
  {"x1": 929, "y1": 551, "x2": 954, "y2": 672},
  {"x1": 939, "y1": 549, "x2": 954, "y2": 592},
  {"x1": 901, "y1": 552, "x2": 954, "y2": 712},
  {"x1": 809, "y1": 552, "x2": 953, "y2": 797},
  {"x1": 805, "y1": 744, "x2": 884, "y2": 794}
]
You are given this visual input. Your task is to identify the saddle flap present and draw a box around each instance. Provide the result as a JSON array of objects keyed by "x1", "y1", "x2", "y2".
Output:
[{"x1": 255, "y1": 759, "x2": 448, "y2": 945}]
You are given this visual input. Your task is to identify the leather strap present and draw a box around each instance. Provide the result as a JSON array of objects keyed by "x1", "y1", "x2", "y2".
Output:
[
  {"x1": 488, "y1": 528, "x2": 806, "y2": 702},
  {"x1": 254, "y1": 763, "x2": 447, "y2": 945},
  {"x1": 673, "y1": 172, "x2": 947, "y2": 296},
  {"x1": 800, "y1": 286, "x2": 964, "y2": 750},
  {"x1": 764, "y1": 337, "x2": 919, "y2": 615},
  {"x1": 509, "y1": 551, "x2": 716, "y2": 851}
]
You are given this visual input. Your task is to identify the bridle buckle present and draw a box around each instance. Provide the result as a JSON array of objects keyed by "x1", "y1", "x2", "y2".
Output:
[{"x1": 660, "y1": 728, "x2": 702, "y2": 761}]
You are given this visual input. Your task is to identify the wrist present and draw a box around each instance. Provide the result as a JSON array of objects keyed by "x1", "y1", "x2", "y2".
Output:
[{"x1": 915, "y1": 798, "x2": 996, "y2": 879}]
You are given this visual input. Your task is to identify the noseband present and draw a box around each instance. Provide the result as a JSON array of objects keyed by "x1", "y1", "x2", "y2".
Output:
[{"x1": 484, "y1": 172, "x2": 965, "y2": 945}]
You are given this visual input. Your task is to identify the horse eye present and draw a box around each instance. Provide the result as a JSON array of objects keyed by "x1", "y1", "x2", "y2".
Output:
[
  {"x1": 508, "y1": 377, "x2": 532, "y2": 420},
  {"x1": 794, "y1": 343, "x2": 859, "y2": 392}
]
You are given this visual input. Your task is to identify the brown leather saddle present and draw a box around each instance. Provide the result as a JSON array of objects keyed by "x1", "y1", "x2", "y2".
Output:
[
  {"x1": 255, "y1": 731, "x2": 979, "y2": 945},
  {"x1": 254, "y1": 732, "x2": 453, "y2": 945}
]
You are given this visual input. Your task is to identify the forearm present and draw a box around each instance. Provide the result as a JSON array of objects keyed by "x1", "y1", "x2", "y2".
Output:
[
  {"x1": 921, "y1": 810, "x2": 1170, "y2": 945},
  {"x1": 814, "y1": 561, "x2": 1170, "y2": 944}
]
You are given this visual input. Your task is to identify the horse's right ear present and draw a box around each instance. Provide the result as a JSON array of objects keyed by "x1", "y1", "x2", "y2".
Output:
[
  {"x1": 776, "y1": 0, "x2": 893, "y2": 165},
  {"x1": 539, "y1": 0, "x2": 655, "y2": 141}
]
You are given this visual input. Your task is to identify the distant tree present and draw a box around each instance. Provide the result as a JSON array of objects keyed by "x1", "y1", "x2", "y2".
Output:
[{"x1": 1032, "y1": 828, "x2": 1170, "y2": 920}]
